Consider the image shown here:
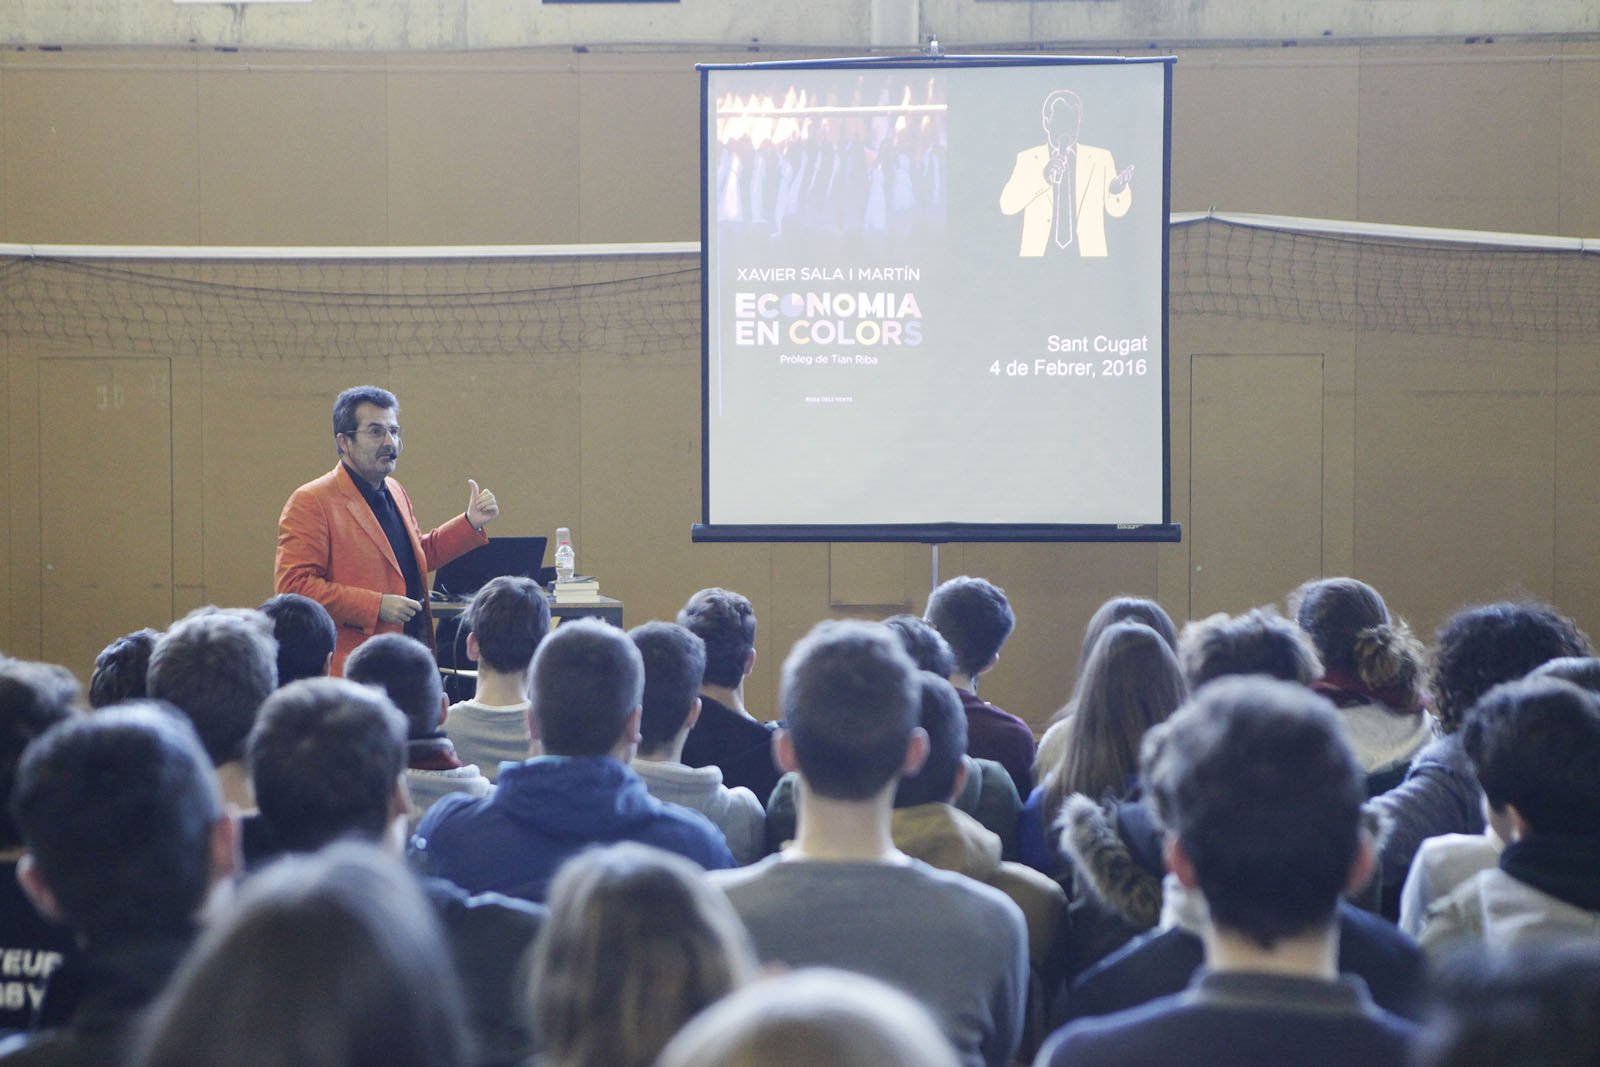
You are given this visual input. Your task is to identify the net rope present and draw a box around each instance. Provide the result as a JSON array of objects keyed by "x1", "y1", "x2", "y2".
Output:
[{"x1": 2, "y1": 216, "x2": 1596, "y2": 361}]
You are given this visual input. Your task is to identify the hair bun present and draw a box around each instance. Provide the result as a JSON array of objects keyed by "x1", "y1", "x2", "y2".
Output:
[{"x1": 1351, "y1": 620, "x2": 1424, "y2": 690}]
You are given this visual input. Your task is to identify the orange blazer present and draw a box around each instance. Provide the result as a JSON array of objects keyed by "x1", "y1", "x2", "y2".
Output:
[{"x1": 274, "y1": 464, "x2": 487, "y2": 675}]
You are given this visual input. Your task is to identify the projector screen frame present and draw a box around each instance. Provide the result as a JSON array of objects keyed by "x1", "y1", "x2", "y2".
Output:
[{"x1": 694, "y1": 53, "x2": 1179, "y2": 545}]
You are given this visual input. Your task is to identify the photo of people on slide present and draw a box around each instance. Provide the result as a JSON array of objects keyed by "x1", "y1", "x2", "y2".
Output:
[
  {"x1": 713, "y1": 72, "x2": 948, "y2": 249},
  {"x1": 999, "y1": 89, "x2": 1134, "y2": 258}
]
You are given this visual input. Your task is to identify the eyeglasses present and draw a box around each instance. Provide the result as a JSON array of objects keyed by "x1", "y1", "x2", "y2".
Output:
[{"x1": 343, "y1": 425, "x2": 402, "y2": 442}]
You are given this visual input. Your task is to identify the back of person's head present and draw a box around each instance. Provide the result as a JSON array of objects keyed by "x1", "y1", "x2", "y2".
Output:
[
  {"x1": 532, "y1": 619, "x2": 644, "y2": 758},
  {"x1": 12, "y1": 703, "x2": 222, "y2": 943},
  {"x1": 1178, "y1": 607, "x2": 1322, "y2": 690},
  {"x1": 258, "y1": 593, "x2": 336, "y2": 686},
  {"x1": 247, "y1": 678, "x2": 408, "y2": 853},
  {"x1": 1046, "y1": 621, "x2": 1188, "y2": 812},
  {"x1": 1142, "y1": 676, "x2": 1364, "y2": 948},
  {"x1": 1291, "y1": 577, "x2": 1425, "y2": 697},
  {"x1": 529, "y1": 843, "x2": 757, "y2": 1067},
  {"x1": 923, "y1": 576, "x2": 1015, "y2": 678},
  {"x1": 1417, "y1": 942, "x2": 1600, "y2": 1067},
  {"x1": 132, "y1": 841, "x2": 469, "y2": 1067},
  {"x1": 344, "y1": 633, "x2": 444, "y2": 740},
  {"x1": 146, "y1": 606, "x2": 278, "y2": 766},
  {"x1": 781, "y1": 620, "x2": 919, "y2": 800},
  {"x1": 677, "y1": 588, "x2": 757, "y2": 689},
  {"x1": 882, "y1": 614, "x2": 956, "y2": 678},
  {"x1": 1461, "y1": 676, "x2": 1600, "y2": 836},
  {"x1": 1431, "y1": 603, "x2": 1592, "y2": 733},
  {"x1": 1529, "y1": 655, "x2": 1600, "y2": 694},
  {"x1": 0, "y1": 659, "x2": 81, "y2": 851},
  {"x1": 1074, "y1": 595, "x2": 1179, "y2": 680},
  {"x1": 89, "y1": 629, "x2": 160, "y2": 708},
  {"x1": 654, "y1": 968, "x2": 961, "y2": 1067},
  {"x1": 464, "y1": 576, "x2": 550, "y2": 675},
  {"x1": 629, "y1": 622, "x2": 707, "y2": 757},
  {"x1": 894, "y1": 672, "x2": 968, "y2": 808}
]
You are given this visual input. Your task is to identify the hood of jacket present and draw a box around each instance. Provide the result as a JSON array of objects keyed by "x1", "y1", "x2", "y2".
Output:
[
  {"x1": 1058, "y1": 793, "x2": 1164, "y2": 928},
  {"x1": 892, "y1": 802, "x2": 1003, "y2": 881},
  {"x1": 495, "y1": 755, "x2": 664, "y2": 840}
]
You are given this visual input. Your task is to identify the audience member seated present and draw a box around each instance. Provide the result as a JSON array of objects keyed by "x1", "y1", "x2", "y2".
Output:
[
  {"x1": 1035, "y1": 677, "x2": 1418, "y2": 1067},
  {"x1": 0, "y1": 705, "x2": 237, "y2": 1067},
  {"x1": 86, "y1": 630, "x2": 159, "y2": 709},
  {"x1": 1178, "y1": 607, "x2": 1322, "y2": 690},
  {"x1": 345, "y1": 633, "x2": 492, "y2": 822},
  {"x1": 713, "y1": 620, "x2": 1028, "y2": 1067},
  {"x1": 414, "y1": 619, "x2": 734, "y2": 902},
  {"x1": 145, "y1": 606, "x2": 278, "y2": 812},
  {"x1": 1368, "y1": 602, "x2": 1590, "y2": 918},
  {"x1": 0, "y1": 662, "x2": 81, "y2": 1036},
  {"x1": 242, "y1": 677, "x2": 543, "y2": 1066},
  {"x1": 257, "y1": 592, "x2": 336, "y2": 686},
  {"x1": 1413, "y1": 942, "x2": 1600, "y2": 1067},
  {"x1": 627, "y1": 622, "x2": 764, "y2": 864},
  {"x1": 1035, "y1": 596, "x2": 1179, "y2": 781},
  {"x1": 130, "y1": 842, "x2": 470, "y2": 1067},
  {"x1": 676, "y1": 588, "x2": 781, "y2": 803},
  {"x1": 925, "y1": 576, "x2": 1037, "y2": 797},
  {"x1": 655, "y1": 969, "x2": 962, "y2": 1067},
  {"x1": 766, "y1": 616, "x2": 1024, "y2": 858},
  {"x1": 445, "y1": 576, "x2": 549, "y2": 783},
  {"x1": 1418, "y1": 676, "x2": 1600, "y2": 952},
  {"x1": 1290, "y1": 578, "x2": 1432, "y2": 795},
  {"x1": 526, "y1": 843, "x2": 757, "y2": 1067},
  {"x1": 1026, "y1": 622, "x2": 1188, "y2": 981}
]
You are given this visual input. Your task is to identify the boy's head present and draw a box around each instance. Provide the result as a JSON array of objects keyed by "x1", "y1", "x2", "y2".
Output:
[
  {"x1": 923, "y1": 576, "x2": 1014, "y2": 679},
  {"x1": 677, "y1": 588, "x2": 757, "y2": 689},
  {"x1": 893, "y1": 672, "x2": 968, "y2": 809},
  {"x1": 258, "y1": 593, "x2": 337, "y2": 686},
  {"x1": 0, "y1": 659, "x2": 81, "y2": 851},
  {"x1": 629, "y1": 622, "x2": 707, "y2": 757},
  {"x1": 882, "y1": 615, "x2": 956, "y2": 679},
  {"x1": 779, "y1": 621, "x2": 922, "y2": 801},
  {"x1": 89, "y1": 628, "x2": 161, "y2": 708},
  {"x1": 464, "y1": 576, "x2": 551, "y2": 676},
  {"x1": 344, "y1": 633, "x2": 444, "y2": 740},
  {"x1": 1142, "y1": 675, "x2": 1366, "y2": 948},
  {"x1": 1432, "y1": 603, "x2": 1592, "y2": 732},
  {"x1": 1178, "y1": 608, "x2": 1322, "y2": 690},
  {"x1": 146, "y1": 606, "x2": 278, "y2": 766},
  {"x1": 532, "y1": 620, "x2": 645, "y2": 758},
  {"x1": 1462, "y1": 676, "x2": 1600, "y2": 838}
]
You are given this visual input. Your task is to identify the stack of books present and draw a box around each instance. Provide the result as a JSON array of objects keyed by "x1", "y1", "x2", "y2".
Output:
[{"x1": 552, "y1": 576, "x2": 602, "y2": 604}]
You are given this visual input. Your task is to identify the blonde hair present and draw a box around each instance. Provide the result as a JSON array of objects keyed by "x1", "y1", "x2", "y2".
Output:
[
  {"x1": 655, "y1": 968, "x2": 961, "y2": 1067},
  {"x1": 527, "y1": 843, "x2": 757, "y2": 1067}
]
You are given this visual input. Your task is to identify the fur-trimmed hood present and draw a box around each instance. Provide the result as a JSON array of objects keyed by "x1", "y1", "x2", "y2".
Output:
[{"x1": 1057, "y1": 794, "x2": 1164, "y2": 929}]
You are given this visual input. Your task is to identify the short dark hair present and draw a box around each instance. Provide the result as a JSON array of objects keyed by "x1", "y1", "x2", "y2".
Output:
[
  {"x1": 247, "y1": 679, "x2": 408, "y2": 852},
  {"x1": 89, "y1": 629, "x2": 160, "y2": 708},
  {"x1": 1417, "y1": 942, "x2": 1600, "y2": 1067},
  {"x1": 630, "y1": 622, "x2": 707, "y2": 756},
  {"x1": 677, "y1": 589, "x2": 757, "y2": 689},
  {"x1": 1178, "y1": 608, "x2": 1322, "y2": 689},
  {"x1": 924, "y1": 576, "x2": 1015, "y2": 678},
  {"x1": 464, "y1": 576, "x2": 550, "y2": 675},
  {"x1": 1432, "y1": 603, "x2": 1592, "y2": 733},
  {"x1": 781, "y1": 621, "x2": 919, "y2": 801},
  {"x1": 893, "y1": 673, "x2": 967, "y2": 808},
  {"x1": 1461, "y1": 677, "x2": 1600, "y2": 836},
  {"x1": 134, "y1": 841, "x2": 469, "y2": 1067},
  {"x1": 882, "y1": 615, "x2": 956, "y2": 678},
  {"x1": 532, "y1": 620, "x2": 644, "y2": 758},
  {"x1": 12, "y1": 703, "x2": 221, "y2": 942},
  {"x1": 344, "y1": 634, "x2": 444, "y2": 740},
  {"x1": 1530, "y1": 656, "x2": 1600, "y2": 694},
  {"x1": 0, "y1": 659, "x2": 81, "y2": 850},
  {"x1": 147, "y1": 607, "x2": 278, "y2": 766},
  {"x1": 259, "y1": 594, "x2": 337, "y2": 686},
  {"x1": 333, "y1": 386, "x2": 398, "y2": 437},
  {"x1": 1142, "y1": 676, "x2": 1363, "y2": 948}
]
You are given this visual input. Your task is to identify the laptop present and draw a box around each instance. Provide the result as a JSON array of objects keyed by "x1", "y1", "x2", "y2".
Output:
[{"x1": 433, "y1": 536, "x2": 550, "y2": 601}]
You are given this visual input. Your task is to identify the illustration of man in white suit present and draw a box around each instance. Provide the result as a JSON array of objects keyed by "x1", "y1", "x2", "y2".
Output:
[{"x1": 1000, "y1": 89, "x2": 1133, "y2": 258}]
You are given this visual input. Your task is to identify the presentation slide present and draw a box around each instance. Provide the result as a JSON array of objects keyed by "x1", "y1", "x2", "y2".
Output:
[{"x1": 701, "y1": 57, "x2": 1173, "y2": 537}]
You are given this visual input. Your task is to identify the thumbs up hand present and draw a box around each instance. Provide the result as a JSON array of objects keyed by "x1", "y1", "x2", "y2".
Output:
[{"x1": 466, "y1": 479, "x2": 499, "y2": 532}]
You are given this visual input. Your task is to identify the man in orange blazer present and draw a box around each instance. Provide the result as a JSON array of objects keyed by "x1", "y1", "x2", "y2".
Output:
[{"x1": 275, "y1": 386, "x2": 499, "y2": 675}]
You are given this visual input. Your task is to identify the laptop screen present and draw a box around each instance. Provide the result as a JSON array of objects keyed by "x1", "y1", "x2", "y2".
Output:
[{"x1": 434, "y1": 536, "x2": 549, "y2": 600}]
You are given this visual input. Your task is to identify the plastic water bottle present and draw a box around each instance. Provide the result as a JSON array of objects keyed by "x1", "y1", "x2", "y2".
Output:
[{"x1": 554, "y1": 527, "x2": 575, "y2": 582}]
